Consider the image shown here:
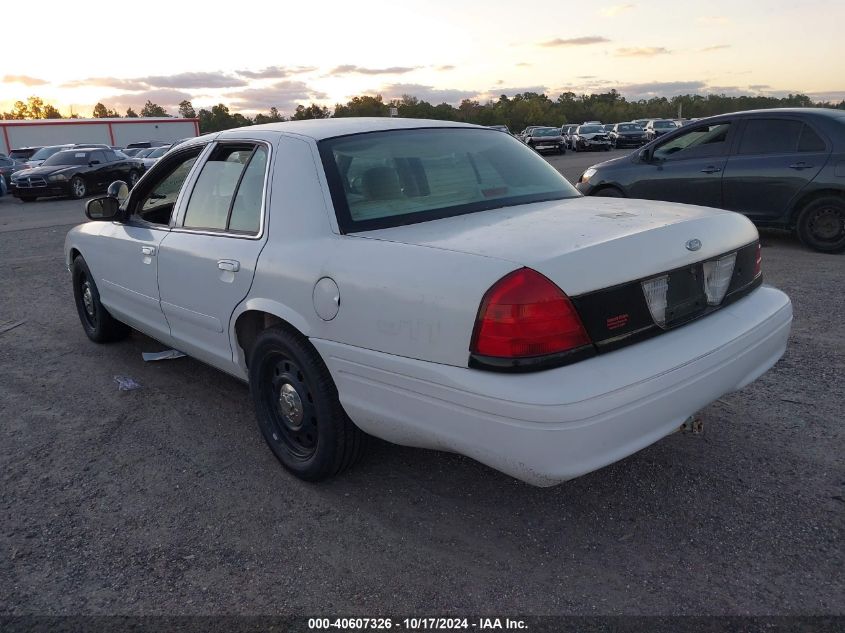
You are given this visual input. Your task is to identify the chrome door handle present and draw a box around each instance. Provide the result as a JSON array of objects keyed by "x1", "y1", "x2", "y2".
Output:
[
  {"x1": 788, "y1": 162, "x2": 814, "y2": 170},
  {"x1": 217, "y1": 259, "x2": 240, "y2": 272},
  {"x1": 141, "y1": 246, "x2": 156, "y2": 256},
  {"x1": 700, "y1": 166, "x2": 722, "y2": 174}
]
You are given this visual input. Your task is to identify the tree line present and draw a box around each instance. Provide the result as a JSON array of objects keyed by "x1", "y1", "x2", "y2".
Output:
[{"x1": 4, "y1": 90, "x2": 844, "y2": 135}]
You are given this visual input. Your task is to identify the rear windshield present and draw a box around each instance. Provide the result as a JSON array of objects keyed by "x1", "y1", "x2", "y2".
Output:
[
  {"x1": 578, "y1": 125, "x2": 603, "y2": 134},
  {"x1": 42, "y1": 151, "x2": 91, "y2": 166},
  {"x1": 618, "y1": 124, "x2": 640, "y2": 131},
  {"x1": 655, "y1": 120, "x2": 676, "y2": 128},
  {"x1": 319, "y1": 128, "x2": 578, "y2": 232}
]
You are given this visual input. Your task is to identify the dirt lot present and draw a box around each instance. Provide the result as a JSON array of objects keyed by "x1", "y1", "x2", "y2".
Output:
[{"x1": 0, "y1": 154, "x2": 842, "y2": 615}]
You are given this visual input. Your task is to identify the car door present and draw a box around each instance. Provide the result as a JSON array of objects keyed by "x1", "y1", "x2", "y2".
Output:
[
  {"x1": 721, "y1": 117, "x2": 829, "y2": 222},
  {"x1": 627, "y1": 120, "x2": 734, "y2": 208},
  {"x1": 88, "y1": 144, "x2": 208, "y2": 345},
  {"x1": 156, "y1": 141, "x2": 271, "y2": 371}
]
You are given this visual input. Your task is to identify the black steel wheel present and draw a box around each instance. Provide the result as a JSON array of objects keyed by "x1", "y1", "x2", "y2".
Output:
[
  {"x1": 796, "y1": 196, "x2": 845, "y2": 253},
  {"x1": 249, "y1": 326, "x2": 368, "y2": 481},
  {"x1": 71, "y1": 256, "x2": 130, "y2": 343}
]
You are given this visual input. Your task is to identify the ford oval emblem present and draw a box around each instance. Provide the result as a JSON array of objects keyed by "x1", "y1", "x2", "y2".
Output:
[{"x1": 686, "y1": 239, "x2": 702, "y2": 252}]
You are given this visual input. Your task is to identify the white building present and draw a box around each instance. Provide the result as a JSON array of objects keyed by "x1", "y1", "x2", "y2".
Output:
[{"x1": 0, "y1": 117, "x2": 200, "y2": 154}]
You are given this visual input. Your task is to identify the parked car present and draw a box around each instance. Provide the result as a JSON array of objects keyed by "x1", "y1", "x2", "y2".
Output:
[
  {"x1": 523, "y1": 127, "x2": 565, "y2": 154},
  {"x1": 571, "y1": 124, "x2": 611, "y2": 152},
  {"x1": 139, "y1": 144, "x2": 172, "y2": 168},
  {"x1": 65, "y1": 118, "x2": 791, "y2": 485},
  {"x1": 133, "y1": 148, "x2": 156, "y2": 159},
  {"x1": 609, "y1": 122, "x2": 648, "y2": 149},
  {"x1": 517, "y1": 126, "x2": 544, "y2": 142},
  {"x1": 644, "y1": 119, "x2": 680, "y2": 141},
  {"x1": 487, "y1": 124, "x2": 511, "y2": 134},
  {"x1": 575, "y1": 108, "x2": 845, "y2": 252},
  {"x1": 8, "y1": 147, "x2": 42, "y2": 162},
  {"x1": 561, "y1": 124, "x2": 579, "y2": 149},
  {"x1": 602, "y1": 124, "x2": 615, "y2": 133},
  {"x1": 24, "y1": 144, "x2": 75, "y2": 169},
  {"x1": 125, "y1": 141, "x2": 171, "y2": 149},
  {"x1": 0, "y1": 156, "x2": 28, "y2": 186},
  {"x1": 11, "y1": 148, "x2": 145, "y2": 202},
  {"x1": 121, "y1": 148, "x2": 145, "y2": 157}
]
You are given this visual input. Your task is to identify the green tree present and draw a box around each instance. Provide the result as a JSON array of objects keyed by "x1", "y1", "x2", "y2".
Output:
[
  {"x1": 92, "y1": 103, "x2": 109, "y2": 118},
  {"x1": 254, "y1": 106, "x2": 286, "y2": 125},
  {"x1": 292, "y1": 103, "x2": 330, "y2": 120},
  {"x1": 43, "y1": 104, "x2": 63, "y2": 119},
  {"x1": 197, "y1": 103, "x2": 253, "y2": 133},
  {"x1": 178, "y1": 100, "x2": 196, "y2": 119},
  {"x1": 141, "y1": 101, "x2": 169, "y2": 117},
  {"x1": 125, "y1": 107, "x2": 139, "y2": 118},
  {"x1": 333, "y1": 95, "x2": 389, "y2": 118}
]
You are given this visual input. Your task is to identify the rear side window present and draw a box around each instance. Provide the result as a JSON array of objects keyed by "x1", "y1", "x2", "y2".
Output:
[
  {"x1": 653, "y1": 123, "x2": 731, "y2": 161},
  {"x1": 183, "y1": 143, "x2": 267, "y2": 234},
  {"x1": 797, "y1": 124, "x2": 826, "y2": 152},
  {"x1": 738, "y1": 119, "x2": 802, "y2": 154}
]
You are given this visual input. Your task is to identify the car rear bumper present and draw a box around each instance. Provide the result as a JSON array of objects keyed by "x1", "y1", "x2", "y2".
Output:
[{"x1": 312, "y1": 286, "x2": 792, "y2": 486}]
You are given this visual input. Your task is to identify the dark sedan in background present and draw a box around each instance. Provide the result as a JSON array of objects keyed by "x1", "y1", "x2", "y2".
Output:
[
  {"x1": 644, "y1": 119, "x2": 680, "y2": 141},
  {"x1": 10, "y1": 148, "x2": 145, "y2": 202},
  {"x1": 523, "y1": 127, "x2": 565, "y2": 154},
  {"x1": 0, "y1": 156, "x2": 27, "y2": 186},
  {"x1": 610, "y1": 122, "x2": 648, "y2": 148},
  {"x1": 576, "y1": 108, "x2": 845, "y2": 253}
]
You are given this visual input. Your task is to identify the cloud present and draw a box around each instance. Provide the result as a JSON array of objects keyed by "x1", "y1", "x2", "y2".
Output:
[
  {"x1": 540, "y1": 36, "x2": 610, "y2": 47},
  {"x1": 329, "y1": 65, "x2": 419, "y2": 76},
  {"x1": 600, "y1": 4, "x2": 635, "y2": 17},
  {"x1": 490, "y1": 85, "x2": 549, "y2": 98},
  {"x1": 615, "y1": 80, "x2": 707, "y2": 99},
  {"x1": 436, "y1": 65, "x2": 456, "y2": 71},
  {"x1": 377, "y1": 83, "x2": 480, "y2": 104},
  {"x1": 138, "y1": 72, "x2": 247, "y2": 89},
  {"x1": 748, "y1": 84, "x2": 771, "y2": 91},
  {"x1": 615, "y1": 46, "x2": 670, "y2": 57},
  {"x1": 224, "y1": 81, "x2": 328, "y2": 112},
  {"x1": 577, "y1": 75, "x2": 597, "y2": 79},
  {"x1": 516, "y1": 62, "x2": 532, "y2": 67},
  {"x1": 62, "y1": 77, "x2": 151, "y2": 91},
  {"x1": 807, "y1": 90, "x2": 845, "y2": 102},
  {"x1": 701, "y1": 44, "x2": 731, "y2": 52},
  {"x1": 236, "y1": 65, "x2": 317, "y2": 79},
  {"x1": 3, "y1": 75, "x2": 48, "y2": 86},
  {"x1": 104, "y1": 89, "x2": 194, "y2": 114}
]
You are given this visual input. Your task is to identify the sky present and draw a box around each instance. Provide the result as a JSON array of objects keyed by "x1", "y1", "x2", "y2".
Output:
[{"x1": 1, "y1": 0, "x2": 843, "y2": 117}]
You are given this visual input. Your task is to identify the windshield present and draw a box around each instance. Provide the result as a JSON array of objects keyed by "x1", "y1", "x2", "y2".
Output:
[
  {"x1": 30, "y1": 146, "x2": 67, "y2": 161},
  {"x1": 136, "y1": 148, "x2": 154, "y2": 158},
  {"x1": 319, "y1": 128, "x2": 578, "y2": 232},
  {"x1": 148, "y1": 146, "x2": 169, "y2": 158},
  {"x1": 42, "y1": 151, "x2": 92, "y2": 167},
  {"x1": 533, "y1": 128, "x2": 560, "y2": 137},
  {"x1": 618, "y1": 124, "x2": 640, "y2": 131},
  {"x1": 655, "y1": 120, "x2": 677, "y2": 129},
  {"x1": 578, "y1": 125, "x2": 603, "y2": 134}
]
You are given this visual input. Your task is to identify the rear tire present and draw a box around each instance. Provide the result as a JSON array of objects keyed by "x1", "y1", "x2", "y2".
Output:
[
  {"x1": 71, "y1": 256, "x2": 131, "y2": 343},
  {"x1": 795, "y1": 196, "x2": 845, "y2": 253},
  {"x1": 249, "y1": 326, "x2": 368, "y2": 481}
]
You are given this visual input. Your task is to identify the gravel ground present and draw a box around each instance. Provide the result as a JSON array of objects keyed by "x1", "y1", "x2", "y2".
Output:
[{"x1": 0, "y1": 159, "x2": 842, "y2": 615}]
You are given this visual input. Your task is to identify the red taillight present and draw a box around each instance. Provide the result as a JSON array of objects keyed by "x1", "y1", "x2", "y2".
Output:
[
  {"x1": 754, "y1": 242, "x2": 762, "y2": 278},
  {"x1": 471, "y1": 268, "x2": 592, "y2": 359}
]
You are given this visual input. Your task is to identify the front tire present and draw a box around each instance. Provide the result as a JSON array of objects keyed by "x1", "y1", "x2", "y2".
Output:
[
  {"x1": 71, "y1": 256, "x2": 131, "y2": 343},
  {"x1": 796, "y1": 196, "x2": 845, "y2": 253},
  {"x1": 70, "y1": 176, "x2": 87, "y2": 200},
  {"x1": 249, "y1": 327, "x2": 368, "y2": 481},
  {"x1": 594, "y1": 187, "x2": 625, "y2": 198}
]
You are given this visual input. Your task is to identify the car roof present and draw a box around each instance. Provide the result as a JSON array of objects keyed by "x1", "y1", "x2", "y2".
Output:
[{"x1": 234, "y1": 117, "x2": 476, "y2": 141}]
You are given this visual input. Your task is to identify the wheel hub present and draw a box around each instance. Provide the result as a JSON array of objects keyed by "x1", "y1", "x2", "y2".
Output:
[
  {"x1": 278, "y1": 382, "x2": 304, "y2": 429},
  {"x1": 82, "y1": 282, "x2": 95, "y2": 317},
  {"x1": 810, "y1": 208, "x2": 843, "y2": 241}
]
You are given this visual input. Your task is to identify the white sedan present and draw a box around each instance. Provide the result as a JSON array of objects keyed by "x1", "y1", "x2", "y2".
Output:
[{"x1": 65, "y1": 118, "x2": 792, "y2": 486}]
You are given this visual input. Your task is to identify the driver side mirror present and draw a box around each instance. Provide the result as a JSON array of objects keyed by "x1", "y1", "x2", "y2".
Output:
[
  {"x1": 638, "y1": 147, "x2": 653, "y2": 163},
  {"x1": 85, "y1": 196, "x2": 120, "y2": 221}
]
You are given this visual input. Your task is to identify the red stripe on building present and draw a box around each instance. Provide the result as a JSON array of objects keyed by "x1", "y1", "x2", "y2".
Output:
[
  {"x1": 107, "y1": 122, "x2": 116, "y2": 145},
  {"x1": 1, "y1": 125, "x2": 11, "y2": 154}
]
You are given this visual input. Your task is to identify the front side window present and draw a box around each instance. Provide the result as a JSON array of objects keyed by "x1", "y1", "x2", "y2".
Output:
[
  {"x1": 319, "y1": 128, "x2": 577, "y2": 233},
  {"x1": 738, "y1": 119, "x2": 803, "y2": 155},
  {"x1": 653, "y1": 123, "x2": 731, "y2": 161},
  {"x1": 183, "y1": 143, "x2": 267, "y2": 234},
  {"x1": 134, "y1": 148, "x2": 202, "y2": 225}
]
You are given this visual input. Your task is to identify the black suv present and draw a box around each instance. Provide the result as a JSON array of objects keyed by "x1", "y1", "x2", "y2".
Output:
[{"x1": 575, "y1": 108, "x2": 845, "y2": 252}]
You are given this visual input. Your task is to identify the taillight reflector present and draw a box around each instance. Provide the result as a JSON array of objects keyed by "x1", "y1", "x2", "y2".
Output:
[{"x1": 471, "y1": 268, "x2": 592, "y2": 359}]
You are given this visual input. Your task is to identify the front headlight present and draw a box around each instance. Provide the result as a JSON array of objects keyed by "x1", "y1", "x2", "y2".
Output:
[
  {"x1": 48, "y1": 174, "x2": 68, "y2": 182},
  {"x1": 580, "y1": 167, "x2": 597, "y2": 183}
]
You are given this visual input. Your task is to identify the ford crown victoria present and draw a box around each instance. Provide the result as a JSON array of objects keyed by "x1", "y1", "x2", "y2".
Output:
[{"x1": 65, "y1": 119, "x2": 792, "y2": 486}]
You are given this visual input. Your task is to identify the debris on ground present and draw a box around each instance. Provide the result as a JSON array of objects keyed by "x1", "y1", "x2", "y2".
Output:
[{"x1": 114, "y1": 376, "x2": 142, "y2": 391}]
